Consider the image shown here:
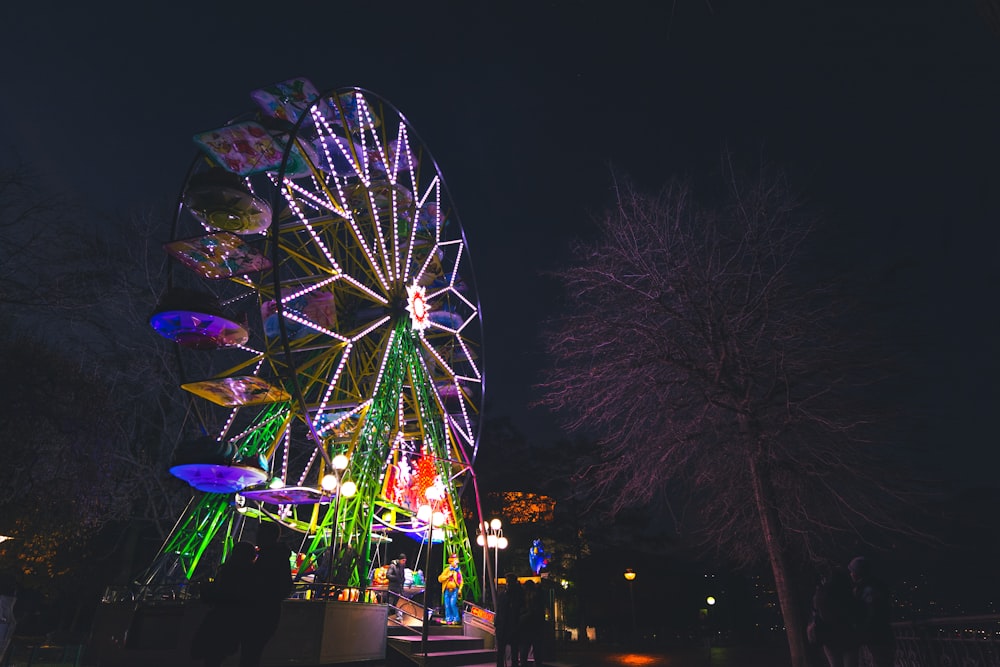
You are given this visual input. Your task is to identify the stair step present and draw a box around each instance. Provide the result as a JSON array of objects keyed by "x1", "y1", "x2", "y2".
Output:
[
  {"x1": 437, "y1": 663, "x2": 579, "y2": 667},
  {"x1": 388, "y1": 634, "x2": 484, "y2": 654},
  {"x1": 414, "y1": 647, "x2": 496, "y2": 667}
]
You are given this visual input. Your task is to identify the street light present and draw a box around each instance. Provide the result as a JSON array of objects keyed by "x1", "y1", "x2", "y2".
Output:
[
  {"x1": 624, "y1": 569, "x2": 637, "y2": 639},
  {"x1": 420, "y1": 499, "x2": 447, "y2": 656},
  {"x1": 476, "y1": 518, "x2": 507, "y2": 607}
]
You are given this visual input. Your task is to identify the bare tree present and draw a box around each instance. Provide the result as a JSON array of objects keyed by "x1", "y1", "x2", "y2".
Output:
[
  {"x1": 0, "y1": 162, "x2": 193, "y2": 591},
  {"x1": 94, "y1": 210, "x2": 198, "y2": 540},
  {"x1": 0, "y1": 337, "x2": 139, "y2": 588},
  {"x1": 538, "y1": 159, "x2": 925, "y2": 667},
  {"x1": 0, "y1": 163, "x2": 114, "y2": 316}
]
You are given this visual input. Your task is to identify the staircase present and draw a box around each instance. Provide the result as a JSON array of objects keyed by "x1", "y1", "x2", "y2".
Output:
[{"x1": 386, "y1": 623, "x2": 495, "y2": 667}]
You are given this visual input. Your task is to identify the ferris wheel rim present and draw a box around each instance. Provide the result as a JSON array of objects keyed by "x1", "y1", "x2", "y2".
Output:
[{"x1": 262, "y1": 86, "x2": 486, "y2": 469}]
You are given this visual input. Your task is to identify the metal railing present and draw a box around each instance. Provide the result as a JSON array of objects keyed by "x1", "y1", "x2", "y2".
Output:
[
  {"x1": 866, "y1": 615, "x2": 1000, "y2": 667},
  {"x1": 1, "y1": 640, "x2": 84, "y2": 667}
]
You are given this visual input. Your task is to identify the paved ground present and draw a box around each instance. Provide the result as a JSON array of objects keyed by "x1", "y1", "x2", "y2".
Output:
[{"x1": 545, "y1": 644, "x2": 792, "y2": 667}]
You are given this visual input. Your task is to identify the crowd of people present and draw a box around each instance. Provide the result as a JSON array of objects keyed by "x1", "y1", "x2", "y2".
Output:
[
  {"x1": 807, "y1": 556, "x2": 895, "y2": 667},
  {"x1": 495, "y1": 574, "x2": 549, "y2": 667}
]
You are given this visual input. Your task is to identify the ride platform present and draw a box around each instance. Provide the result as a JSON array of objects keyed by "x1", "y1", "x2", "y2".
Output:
[{"x1": 88, "y1": 597, "x2": 388, "y2": 666}]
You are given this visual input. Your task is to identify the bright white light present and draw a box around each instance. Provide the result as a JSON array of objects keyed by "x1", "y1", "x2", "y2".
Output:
[
  {"x1": 321, "y1": 474, "x2": 338, "y2": 491},
  {"x1": 432, "y1": 511, "x2": 446, "y2": 527},
  {"x1": 476, "y1": 534, "x2": 485, "y2": 546},
  {"x1": 707, "y1": 596, "x2": 716, "y2": 606},
  {"x1": 490, "y1": 518, "x2": 502, "y2": 531},
  {"x1": 487, "y1": 534, "x2": 498, "y2": 548},
  {"x1": 332, "y1": 453, "x2": 349, "y2": 471},
  {"x1": 497, "y1": 536, "x2": 508, "y2": 550},
  {"x1": 406, "y1": 283, "x2": 431, "y2": 330},
  {"x1": 340, "y1": 480, "x2": 357, "y2": 497},
  {"x1": 417, "y1": 504, "x2": 432, "y2": 523},
  {"x1": 269, "y1": 478, "x2": 285, "y2": 489}
]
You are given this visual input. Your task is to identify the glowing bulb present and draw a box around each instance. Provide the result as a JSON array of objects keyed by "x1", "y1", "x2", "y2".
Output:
[
  {"x1": 497, "y1": 536, "x2": 508, "y2": 550},
  {"x1": 332, "y1": 453, "x2": 349, "y2": 470},
  {"x1": 490, "y1": 518, "x2": 502, "y2": 531},
  {"x1": 707, "y1": 596, "x2": 716, "y2": 606},
  {"x1": 417, "y1": 504, "x2": 432, "y2": 523},
  {"x1": 476, "y1": 534, "x2": 485, "y2": 547},
  {"x1": 432, "y1": 511, "x2": 446, "y2": 527},
  {"x1": 321, "y1": 474, "x2": 338, "y2": 491},
  {"x1": 340, "y1": 480, "x2": 357, "y2": 497},
  {"x1": 269, "y1": 478, "x2": 285, "y2": 489},
  {"x1": 487, "y1": 535, "x2": 498, "y2": 548}
]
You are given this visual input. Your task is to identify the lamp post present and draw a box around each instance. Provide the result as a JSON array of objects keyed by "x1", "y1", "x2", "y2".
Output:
[
  {"x1": 320, "y1": 453, "x2": 354, "y2": 586},
  {"x1": 624, "y1": 569, "x2": 637, "y2": 640},
  {"x1": 419, "y1": 498, "x2": 447, "y2": 657},
  {"x1": 476, "y1": 518, "x2": 507, "y2": 608}
]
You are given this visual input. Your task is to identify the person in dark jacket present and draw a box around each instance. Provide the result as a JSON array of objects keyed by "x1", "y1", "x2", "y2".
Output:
[
  {"x1": 386, "y1": 553, "x2": 407, "y2": 621},
  {"x1": 518, "y1": 579, "x2": 547, "y2": 666},
  {"x1": 240, "y1": 523, "x2": 293, "y2": 667},
  {"x1": 849, "y1": 556, "x2": 894, "y2": 667},
  {"x1": 495, "y1": 574, "x2": 523, "y2": 667},
  {"x1": 191, "y1": 541, "x2": 257, "y2": 667},
  {"x1": 809, "y1": 567, "x2": 859, "y2": 667}
]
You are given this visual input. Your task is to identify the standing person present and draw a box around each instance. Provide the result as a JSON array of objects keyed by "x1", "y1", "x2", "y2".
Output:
[
  {"x1": 0, "y1": 571, "x2": 16, "y2": 665},
  {"x1": 191, "y1": 541, "x2": 257, "y2": 667},
  {"x1": 240, "y1": 522, "x2": 293, "y2": 667},
  {"x1": 848, "y1": 556, "x2": 894, "y2": 667},
  {"x1": 438, "y1": 553, "x2": 463, "y2": 624},
  {"x1": 386, "y1": 553, "x2": 407, "y2": 621},
  {"x1": 808, "y1": 567, "x2": 859, "y2": 667},
  {"x1": 518, "y1": 579, "x2": 547, "y2": 667},
  {"x1": 332, "y1": 543, "x2": 358, "y2": 587},
  {"x1": 494, "y1": 574, "x2": 523, "y2": 667}
]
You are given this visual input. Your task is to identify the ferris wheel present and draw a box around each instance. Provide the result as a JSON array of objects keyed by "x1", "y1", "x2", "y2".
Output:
[{"x1": 147, "y1": 78, "x2": 484, "y2": 598}]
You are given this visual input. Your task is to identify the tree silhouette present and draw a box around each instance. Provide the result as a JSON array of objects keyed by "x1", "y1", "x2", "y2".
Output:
[
  {"x1": 0, "y1": 338, "x2": 137, "y2": 589},
  {"x1": 0, "y1": 162, "x2": 194, "y2": 607},
  {"x1": 538, "y1": 159, "x2": 925, "y2": 667}
]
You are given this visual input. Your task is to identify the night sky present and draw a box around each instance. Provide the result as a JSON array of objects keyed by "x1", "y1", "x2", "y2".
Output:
[{"x1": 2, "y1": 1, "x2": 998, "y2": 488}]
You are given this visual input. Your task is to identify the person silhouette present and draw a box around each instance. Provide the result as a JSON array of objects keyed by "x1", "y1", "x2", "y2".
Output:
[
  {"x1": 848, "y1": 557, "x2": 894, "y2": 667},
  {"x1": 518, "y1": 579, "x2": 547, "y2": 667},
  {"x1": 191, "y1": 541, "x2": 257, "y2": 667},
  {"x1": 239, "y1": 523, "x2": 292, "y2": 667},
  {"x1": 809, "y1": 566, "x2": 859, "y2": 667},
  {"x1": 495, "y1": 574, "x2": 523, "y2": 667},
  {"x1": 0, "y1": 571, "x2": 17, "y2": 665}
]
